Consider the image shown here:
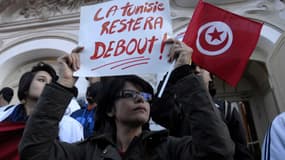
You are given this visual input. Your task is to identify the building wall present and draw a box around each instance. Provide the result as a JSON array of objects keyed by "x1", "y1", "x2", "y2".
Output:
[{"x1": 1, "y1": 0, "x2": 285, "y2": 154}]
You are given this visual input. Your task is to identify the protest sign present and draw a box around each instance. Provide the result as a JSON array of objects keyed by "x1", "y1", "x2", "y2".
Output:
[{"x1": 76, "y1": 0, "x2": 172, "y2": 77}]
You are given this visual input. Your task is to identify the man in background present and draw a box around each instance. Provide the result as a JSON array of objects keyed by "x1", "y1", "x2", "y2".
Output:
[{"x1": 71, "y1": 82, "x2": 102, "y2": 139}]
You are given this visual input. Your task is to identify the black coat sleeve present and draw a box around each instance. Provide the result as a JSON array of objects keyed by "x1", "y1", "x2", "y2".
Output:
[
  {"x1": 18, "y1": 83, "x2": 86, "y2": 160},
  {"x1": 151, "y1": 65, "x2": 193, "y2": 136},
  {"x1": 151, "y1": 65, "x2": 235, "y2": 159}
]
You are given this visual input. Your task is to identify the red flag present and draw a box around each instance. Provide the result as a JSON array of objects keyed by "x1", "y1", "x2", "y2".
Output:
[
  {"x1": 0, "y1": 122, "x2": 25, "y2": 160},
  {"x1": 183, "y1": 0, "x2": 263, "y2": 87}
]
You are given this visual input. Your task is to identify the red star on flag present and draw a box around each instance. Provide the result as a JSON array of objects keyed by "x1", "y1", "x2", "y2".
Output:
[{"x1": 209, "y1": 28, "x2": 223, "y2": 41}]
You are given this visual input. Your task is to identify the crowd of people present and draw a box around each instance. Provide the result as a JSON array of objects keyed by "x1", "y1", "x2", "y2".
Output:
[{"x1": 0, "y1": 38, "x2": 282, "y2": 160}]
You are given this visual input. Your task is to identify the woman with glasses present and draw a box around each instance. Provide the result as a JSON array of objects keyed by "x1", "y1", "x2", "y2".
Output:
[{"x1": 19, "y1": 39, "x2": 234, "y2": 160}]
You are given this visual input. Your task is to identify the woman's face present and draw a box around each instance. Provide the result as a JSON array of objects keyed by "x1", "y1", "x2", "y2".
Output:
[
  {"x1": 27, "y1": 71, "x2": 52, "y2": 100},
  {"x1": 112, "y1": 82, "x2": 151, "y2": 128}
]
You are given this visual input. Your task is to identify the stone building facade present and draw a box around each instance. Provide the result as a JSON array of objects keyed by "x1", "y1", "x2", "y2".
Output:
[{"x1": 1, "y1": 0, "x2": 285, "y2": 158}]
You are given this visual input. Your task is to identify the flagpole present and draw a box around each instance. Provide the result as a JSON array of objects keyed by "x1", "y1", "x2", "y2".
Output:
[{"x1": 158, "y1": 60, "x2": 175, "y2": 98}]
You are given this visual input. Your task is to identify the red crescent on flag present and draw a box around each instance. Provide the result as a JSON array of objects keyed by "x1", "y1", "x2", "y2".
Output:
[{"x1": 198, "y1": 26, "x2": 229, "y2": 52}]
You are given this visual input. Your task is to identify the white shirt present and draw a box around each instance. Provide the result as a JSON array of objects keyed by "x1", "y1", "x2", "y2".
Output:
[
  {"x1": 0, "y1": 104, "x2": 17, "y2": 121},
  {"x1": 64, "y1": 98, "x2": 81, "y2": 116},
  {"x1": 59, "y1": 115, "x2": 84, "y2": 143},
  {"x1": 149, "y1": 118, "x2": 165, "y2": 131},
  {"x1": 58, "y1": 98, "x2": 84, "y2": 143},
  {"x1": 0, "y1": 101, "x2": 84, "y2": 143},
  {"x1": 262, "y1": 112, "x2": 285, "y2": 160}
]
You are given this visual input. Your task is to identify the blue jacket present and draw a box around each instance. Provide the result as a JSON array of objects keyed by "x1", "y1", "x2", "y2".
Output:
[
  {"x1": 4, "y1": 104, "x2": 28, "y2": 122},
  {"x1": 71, "y1": 106, "x2": 96, "y2": 138}
]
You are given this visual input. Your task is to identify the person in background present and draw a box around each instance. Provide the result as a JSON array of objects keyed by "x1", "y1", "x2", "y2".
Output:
[
  {"x1": 19, "y1": 40, "x2": 234, "y2": 160},
  {"x1": 0, "y1": 87, "x2": 15, "y2": 121},
  {"x1": 195, "y1": 64, "x2": 254, "y2": 160},
  {"x1": 1, "y1": 62, "x2": 83, "y2": 143},
  {"x1": 152, "y1": 62, "x2": 252, "y2": 160},
  {"x1": 0, "y1": 87, "x2": 14, "y2": 108},
  {"x1": 71, "y1": 82, "x2": 102, "y2": 138},
  {"x1": 262, "y1": 112, "x2": 285, "y2": 160},
  {"x1": 86, "y1": 77, "x2": 101, "y2": 85}
]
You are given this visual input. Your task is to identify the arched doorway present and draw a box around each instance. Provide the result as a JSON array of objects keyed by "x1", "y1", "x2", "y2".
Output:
[
  {"x1": 0, "y1": 35, "x2": 90, "y2": 103},
  {"x1": 214, "y1": 60, "x2": 273, "y2": 160}
]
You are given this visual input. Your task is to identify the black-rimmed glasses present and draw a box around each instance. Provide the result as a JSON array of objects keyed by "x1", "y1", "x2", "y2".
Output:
[{"x1": 117, "y1": 90, "x2": 152, "y2": 102}]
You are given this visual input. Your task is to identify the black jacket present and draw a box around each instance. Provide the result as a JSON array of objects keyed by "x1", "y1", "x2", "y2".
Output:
[
  {"x1": 152, "y1": 65, "x2": 253, "y2": 160},
  {"x1": 19, "y1": 70, "x2": 234, "y2": 160},
  {"x1": 151, "y1": 65, "x2": 224, "y2": 137},
  {"x1": 215, "y1": 100, "x2": 254, "y2": 160}
]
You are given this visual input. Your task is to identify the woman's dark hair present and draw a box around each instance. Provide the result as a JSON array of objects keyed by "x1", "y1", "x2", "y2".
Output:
[
  {"x1": 17, "y1": 62, "x2": 58, "y2": 101},
  {"x1": 18, "y1": 72, "x2": 35, "y2": 101},
  {"x1": 86, "y1": 82, "x2": 103, "y2": 104},
  {"x1": 94, "y1": 75, "x2": 153, "y2": 135},
  {"x1": 31, "y1": 62, "x2": 58, "y2": 81}
]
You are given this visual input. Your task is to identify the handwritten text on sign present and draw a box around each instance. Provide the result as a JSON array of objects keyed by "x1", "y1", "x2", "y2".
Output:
[{"x1": 76, "y1": 0, "x2": 172, "y2": 77}]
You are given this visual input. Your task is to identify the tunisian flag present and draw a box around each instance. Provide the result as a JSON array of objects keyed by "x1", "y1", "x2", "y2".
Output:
[
  {"x1": 183, "y1": 0, "x2": 263, "y2": 87},
  {"x1": 0, "y1": 122, "x2": 25, "y2": 160}
]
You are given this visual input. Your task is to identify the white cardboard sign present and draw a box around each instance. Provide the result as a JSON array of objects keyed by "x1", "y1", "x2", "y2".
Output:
[{"x1": 75, "y1": 0, "x2": 172, "y2": 77}]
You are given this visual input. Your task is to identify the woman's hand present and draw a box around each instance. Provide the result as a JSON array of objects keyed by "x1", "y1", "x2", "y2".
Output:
[
  {"x1": 166, "y1": 39, "x2": 193, "y2": 69},
  {"x1": 57, "y1": 47, "x2": 83, "y2": 88}
]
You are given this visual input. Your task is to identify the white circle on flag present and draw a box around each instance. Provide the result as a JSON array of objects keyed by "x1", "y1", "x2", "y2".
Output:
[{"x1": 196, "y1": 21, "x2": 233, "y2": 56}]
